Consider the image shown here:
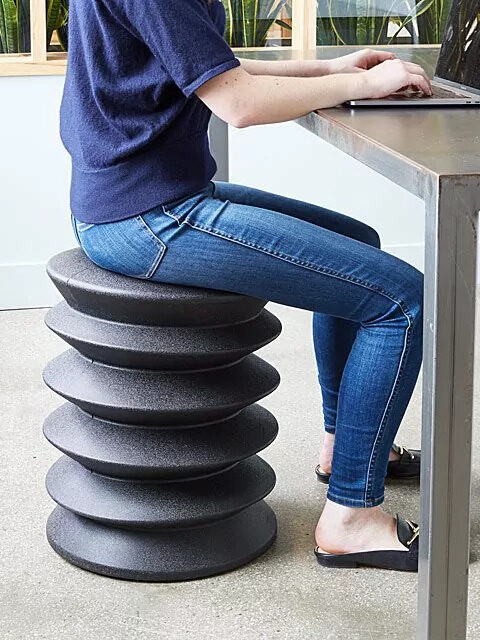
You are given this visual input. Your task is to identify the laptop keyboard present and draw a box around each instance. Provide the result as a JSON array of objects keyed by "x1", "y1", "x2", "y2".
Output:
[
  {"x1": 430, "y1": 85, "x2": 466, "y2": 98},
  {"x1": 387, "y1": 86, "x2": 467, "y2": 100}
]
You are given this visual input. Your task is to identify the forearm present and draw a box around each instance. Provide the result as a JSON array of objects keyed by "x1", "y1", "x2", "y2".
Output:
[
  {"x1": 239, "y1": 73, "x2": 363, "y2": 125},
  {"x1": 237, "y1": 56, "x2": 332, "y2": 78},
  {"x1": 196, "y1": 67, "x2": 365, "y2": 127}
]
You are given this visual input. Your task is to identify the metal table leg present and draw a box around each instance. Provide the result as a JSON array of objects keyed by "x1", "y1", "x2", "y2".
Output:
[
  {"x1": 418, "y1": 176, "x2": 479, "y2": 640},
  {"x1": 209, "y1": 114, "x2": 229, "y2": 182}
]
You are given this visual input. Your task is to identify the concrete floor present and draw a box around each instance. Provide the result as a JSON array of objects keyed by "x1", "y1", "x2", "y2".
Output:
[{"x1": 1, "y1": 302, "x2": 479, "y2": 640}]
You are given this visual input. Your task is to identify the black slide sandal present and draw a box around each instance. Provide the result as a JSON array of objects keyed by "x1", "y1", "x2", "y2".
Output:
[
  {"x1": 314, "y1": 514, "x2": 419, "y2": 572},
  {"x1": 315, "y1": 444, "x2": 421, "y2": 484},
  {"x1": 387, "y1": 444, "x2": 421, "y2": 479},
  {"x1": 314, "y1": 465, "x2": 331, "y2": 484}
]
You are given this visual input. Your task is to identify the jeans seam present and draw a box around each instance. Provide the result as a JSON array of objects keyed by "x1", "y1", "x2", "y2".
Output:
[
  {"x1": 136, "y1": 215, "x2": 167, "y2": 279},
  {"x1": 363, "y1": 310, "x2": 412, "y2": 504},
  {"x1": 161, "y1": 208, "x2": 182, "y2": 225}
]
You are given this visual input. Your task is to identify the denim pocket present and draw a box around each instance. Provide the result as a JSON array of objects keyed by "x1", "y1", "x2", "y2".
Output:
[{"x1": 72, "y1": 214, "x2": 167, "y2": 279}]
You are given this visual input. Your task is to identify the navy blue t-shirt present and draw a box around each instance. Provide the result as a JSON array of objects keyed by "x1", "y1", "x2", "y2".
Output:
[{"x1": 60, "y1": 0, "x2": 240, "y2": 223}]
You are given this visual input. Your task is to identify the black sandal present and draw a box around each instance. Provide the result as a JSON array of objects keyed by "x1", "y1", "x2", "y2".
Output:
[
  {"x1": 314, "y1": 514, "x2": 419, "y2": 572},
  {"x1": 315, "y1": 444, "x2": 421, "y2": 484}
]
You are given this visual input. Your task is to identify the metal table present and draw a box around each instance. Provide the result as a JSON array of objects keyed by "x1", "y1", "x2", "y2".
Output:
[{"x1": 232, "y1": 46, "x2": 480, "y2": 640}]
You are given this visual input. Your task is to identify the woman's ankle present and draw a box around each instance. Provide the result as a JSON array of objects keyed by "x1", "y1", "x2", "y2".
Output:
[
  {"x1": 318, "y1": 431, "x2": 335, "y2": 473},
  {"x1": 319, "y1": 498, "x2": 375, "y2": 528},
  {"x1": 315, "y1": 500, "x2": 404, "y2": 554},
  {"x1": 318, "y1": 435, "x2": 401, "y2": 473}
]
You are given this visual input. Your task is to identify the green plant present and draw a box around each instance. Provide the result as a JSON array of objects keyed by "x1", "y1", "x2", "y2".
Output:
[
  {"x1": 316, "y1": 0, "x2": 451, "y2": 46},
  {"x1": 55, "y1": 0, "x2": 68, "y2": 51},
  {"x1": 317, "y1": 1, "x2": 390, "y2": 45},
  {"x1": 46, "y1": 0, "x2": 68, "y2": 50},
  {"x1": 222, "y1": 0, "x2": 289, "y2": 47},
  {"x1": 0, "y1": 0, "x2": 28, "y2": 52},
  {"x1": 435, "y1": 0, "x2": 479, "y2": 86},
  {"x1": 416, "y1": 0, "x2": 452, "y2": 44},
  {"x1": 0, "y1": 0, "x2": 68, "y2": 54}
]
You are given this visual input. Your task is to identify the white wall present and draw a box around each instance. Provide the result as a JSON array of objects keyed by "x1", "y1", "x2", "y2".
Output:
[
  {"x1": 0, "y1": 79, "x2": 429, "y2": 310},
  {"x1": 0, "y1": 75, "x2": 75, "y2": 310}
]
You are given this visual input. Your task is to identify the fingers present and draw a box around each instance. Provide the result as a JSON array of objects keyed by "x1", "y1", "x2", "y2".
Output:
[
  {"x1": 364, "y1": 49, "x2": 396, "y2": 68},
  {"x1": 387, "y1": 58, "x2": 432, "y2": 93},
  {"x1": 407, "y1": 73, "x2": 433, "y2": 96},
  {"x1": 362, "y1": 56, "x2": 433, "y2": 99},
  {"x1": 371, "y1": 50, "x2": 397, "y2": 63},
  {"x1": 401, "y1": 61, "x2": 431, "y2": 84}
]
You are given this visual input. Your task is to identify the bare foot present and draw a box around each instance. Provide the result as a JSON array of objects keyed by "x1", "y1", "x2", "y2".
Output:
[
  {"x1": 317, "y1": 433, "x2": 401, "y2": 475},
  {"x1": 315, "y1": 499, "x2": 407, "y2": 554}
]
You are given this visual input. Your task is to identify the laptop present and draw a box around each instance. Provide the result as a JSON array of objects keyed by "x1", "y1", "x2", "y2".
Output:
[{"x1": 346, "y1": 0, "x2": 480, "y2": 107}]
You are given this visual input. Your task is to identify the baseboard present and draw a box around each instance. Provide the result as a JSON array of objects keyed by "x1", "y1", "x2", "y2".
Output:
[{"x1": 0, "y1": 263, "x2": 61, "y2": 310}]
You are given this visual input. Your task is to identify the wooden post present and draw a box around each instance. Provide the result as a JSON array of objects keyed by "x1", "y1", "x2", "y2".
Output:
[
  {"x1": 291, "y1": 0, "x2": 316, "y2": 54},
  {"x1": 30, "y1": 0, "x2": 47, "y2": 62}
]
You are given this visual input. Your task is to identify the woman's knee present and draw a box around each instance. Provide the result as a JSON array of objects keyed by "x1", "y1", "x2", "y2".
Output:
[
  {"x1": 371, "y1": 263, "x2": 424, "y2": 329},
  {"x1": 351, "y1": 221, "x2": 381, "y2": 249},
  {"x1": 403, "y1": 266, "x2": 424, "y2": 327}
]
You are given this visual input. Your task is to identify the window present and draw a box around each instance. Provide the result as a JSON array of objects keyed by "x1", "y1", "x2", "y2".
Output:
[
  {"x1": 0, "y1": 0, "x2": 454, "y2": 77},
  {"x1": 316, "y1": 0, "x2": 453, "y2": 46},
  {"x1": 0, "y1": 0, "x2": 31, "y2": 54},
  {"x1": 222, "y1": 1, "x2": 293, "y2": 47}
]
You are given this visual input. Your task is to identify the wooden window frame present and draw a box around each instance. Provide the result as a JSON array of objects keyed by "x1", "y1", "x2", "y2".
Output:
[
  {"x1": 292, "y1": 0, "x2": 316, "y2": 51},
  {"x1": 0, "y1": 0, "x2": 66, "y2": 75}
]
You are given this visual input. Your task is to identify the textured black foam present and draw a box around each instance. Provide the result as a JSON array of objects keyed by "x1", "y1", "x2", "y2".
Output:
[
  {"x1": 43, "y1": 349, "x2": 280, "y2": 425},
  {"x1": 46, "y1": 455, "x2": 276, "y2": 528},
  {"x1": 43, "y1": 403, "x2": 278, "y2": 479},
  {"x1": 47, "y1": 249, "x2": 268, "y2": 326},
  {"x1": 42, "y1": 249, "x2": 281, "y2": 581},
  {"x1": 47, "y1": 502, "x2": 277, "y2": 582},
  {"x1": 45, "y1": 301, "x2": 282, "y2": 369}
]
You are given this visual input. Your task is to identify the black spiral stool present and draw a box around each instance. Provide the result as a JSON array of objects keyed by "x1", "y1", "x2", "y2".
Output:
[{"x1": 42, "y1": 249, "x2": 281, "y2": 581}]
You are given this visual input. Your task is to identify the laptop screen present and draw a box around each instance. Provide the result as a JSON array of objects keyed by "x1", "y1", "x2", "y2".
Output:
[{"x1": 435, "y1": 0, "x2": 480, "y2": 90}]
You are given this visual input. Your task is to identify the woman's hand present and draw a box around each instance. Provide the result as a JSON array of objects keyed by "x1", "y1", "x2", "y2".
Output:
[
  {"x1": 327, "y1": 48, "x2": 396, "y2": 74},
  {"x1": 358, "y1": 58, "x2": 432, "y2": 98}
]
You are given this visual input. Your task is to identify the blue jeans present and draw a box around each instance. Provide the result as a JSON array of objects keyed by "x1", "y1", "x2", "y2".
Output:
[{"x1": 72, "y1": 181, "x2": 423, "y2": 508}]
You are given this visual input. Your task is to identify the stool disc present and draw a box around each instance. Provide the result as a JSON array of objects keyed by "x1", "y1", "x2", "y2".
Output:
[{"x1": 47, "y1": 502, "x2": 277, "y2": 581}]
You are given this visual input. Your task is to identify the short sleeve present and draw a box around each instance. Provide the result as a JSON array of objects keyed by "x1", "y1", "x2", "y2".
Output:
[{"x1": 113, "y1": 0, "x2": 240, "y2": 97}]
